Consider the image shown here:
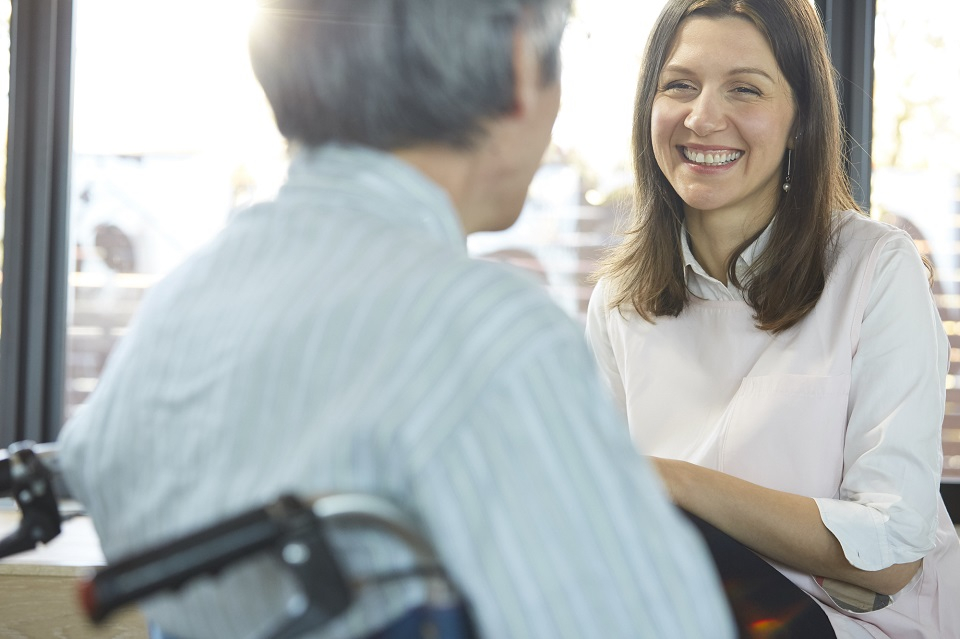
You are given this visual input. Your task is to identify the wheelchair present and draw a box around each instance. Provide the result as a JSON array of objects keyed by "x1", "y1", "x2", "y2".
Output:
[{"x1": 0, "y1": 441, "x2": 477, "y2": 639}]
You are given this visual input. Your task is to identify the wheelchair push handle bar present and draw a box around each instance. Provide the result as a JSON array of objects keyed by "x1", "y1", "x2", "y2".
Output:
[
  {"x1": 78, "y1": 495, "x2": 334, "y2": 623},
  {"x1": 77, "y1": 493, "x2": 451, "y2": 629}
]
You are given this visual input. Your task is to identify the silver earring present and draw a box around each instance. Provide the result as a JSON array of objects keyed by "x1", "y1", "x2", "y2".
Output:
[{"x1": 782, "y1": 149, "x2": 793, "y2": 193}]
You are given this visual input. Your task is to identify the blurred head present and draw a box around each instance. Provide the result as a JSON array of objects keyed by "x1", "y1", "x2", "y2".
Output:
[{"x1": 248, "y1": 0, "x2": 570, "y2": 152}]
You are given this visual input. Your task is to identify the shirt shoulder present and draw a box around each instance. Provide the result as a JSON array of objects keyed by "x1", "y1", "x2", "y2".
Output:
[
  {"x1": 833, "y1": 209, "x2": 917, "y2": 258},
  {"x1": 430, "y1": 257, "x2": 592, "y2": 397},
  {"x1": 826, "y1": 210, "x2": 925, "y2": 294}
]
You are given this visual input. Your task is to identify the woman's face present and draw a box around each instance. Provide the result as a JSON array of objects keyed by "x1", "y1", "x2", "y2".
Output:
[{"x1": 651, "y1": 15, "x2": 796, "y2": 226}]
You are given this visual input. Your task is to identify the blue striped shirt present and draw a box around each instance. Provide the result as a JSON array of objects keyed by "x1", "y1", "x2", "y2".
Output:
[{"x1": 58, "y1": 144, "x2": 735, "y2": 638}]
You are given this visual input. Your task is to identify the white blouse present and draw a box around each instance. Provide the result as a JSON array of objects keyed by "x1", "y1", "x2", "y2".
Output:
[{"x1": 586, "y1": 211, "x2": 960, "y2": 638}]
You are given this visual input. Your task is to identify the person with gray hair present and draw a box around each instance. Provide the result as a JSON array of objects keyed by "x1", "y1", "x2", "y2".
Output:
[{"x1": 57, "y1": 1, "x2": 736, "y2": 637}]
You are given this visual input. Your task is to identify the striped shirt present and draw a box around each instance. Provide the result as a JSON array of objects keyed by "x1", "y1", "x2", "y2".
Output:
[{"x1": 58, "y1": 144, "x2": 735, "y2": 639}]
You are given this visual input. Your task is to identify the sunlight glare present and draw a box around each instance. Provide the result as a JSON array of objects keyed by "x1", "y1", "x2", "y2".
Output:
[{"x1": 72, "y1": 0, "x2": 279, "y2": 156}]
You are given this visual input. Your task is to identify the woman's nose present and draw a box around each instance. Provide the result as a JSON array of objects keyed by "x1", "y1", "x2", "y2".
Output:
[{"x1": 684, "y1": 93, "x2": 726, "y2": 137}]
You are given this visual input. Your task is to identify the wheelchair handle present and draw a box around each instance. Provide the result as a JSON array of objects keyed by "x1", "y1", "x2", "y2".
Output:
[
  {"x1": 79, "y1": 495, "x2": 330, "y2": 623},
  {"x1": 0, "y1": 441, "x2": 62, "y2": 498},
  {"x1": 0, "y1": 442, "x2": 64, "y2": 559},
  {"x1": 77, "y1": 493, "x2": 450, "y2": 627}
]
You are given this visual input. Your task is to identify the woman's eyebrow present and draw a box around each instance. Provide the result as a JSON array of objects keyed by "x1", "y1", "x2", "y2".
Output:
[
  {"x1": 660, "y1": 64, "x2": 776, "y2": 83},
  {"x1": 728, "y1": 66, "x2": 775, "y2": 82}
]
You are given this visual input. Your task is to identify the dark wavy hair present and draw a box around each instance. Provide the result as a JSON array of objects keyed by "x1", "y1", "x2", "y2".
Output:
[{"x1": 597, "y1": 0, "x2": 858, "y2": 333}]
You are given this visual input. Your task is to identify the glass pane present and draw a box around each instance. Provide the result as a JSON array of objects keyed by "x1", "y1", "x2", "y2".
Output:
[
  {"x1": 65, "y1": 0, "x2": 287, "y2": 420},
  {"x1": 468, "y1": 1, "x2": 665, "y2": 320},
  {"x1": 872, "y1": 0, "x2": 960, "y2": 481}
]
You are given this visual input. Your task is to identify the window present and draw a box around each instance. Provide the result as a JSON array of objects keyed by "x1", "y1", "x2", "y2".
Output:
[
  {"x1": 64, "y1": 0, "x2": 287, "y2": 419},
  {"x1": 872, "y1": 0, "x2": 960, "y2": 481}
]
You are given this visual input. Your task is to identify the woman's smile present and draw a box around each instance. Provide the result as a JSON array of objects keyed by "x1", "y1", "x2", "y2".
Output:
[{"x1": 679, "y1": 145, "x2": 744, "y2": 168}]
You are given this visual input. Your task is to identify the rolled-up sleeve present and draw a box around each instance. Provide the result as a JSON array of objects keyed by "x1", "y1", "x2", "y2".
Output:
[{"x1": 815, "y1": 233, "x2": 948, "y2": 571}]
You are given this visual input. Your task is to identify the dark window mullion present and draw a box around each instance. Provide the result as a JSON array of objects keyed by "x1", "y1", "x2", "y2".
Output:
[
  {"x1": 1, "y1": 0, "x2": 72, "y2": 445},
  {"x1": 816, "y1": 0, "x2": 876, "y2": 209}
]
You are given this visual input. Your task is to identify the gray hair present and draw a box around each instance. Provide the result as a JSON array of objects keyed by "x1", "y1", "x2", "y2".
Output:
[{"x1": 249, "y1": 0, "x2": 571, "y2": 151}]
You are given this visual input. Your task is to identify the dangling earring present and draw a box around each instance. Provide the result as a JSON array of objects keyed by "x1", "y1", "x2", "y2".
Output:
[{"x1": 782, "y1": 148, "x2": 793, "y2": 193}]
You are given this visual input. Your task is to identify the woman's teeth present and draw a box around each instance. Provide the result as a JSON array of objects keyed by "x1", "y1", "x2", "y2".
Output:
[{"x1": 682, "y1": 148, "x2": 743, "y2": 166}]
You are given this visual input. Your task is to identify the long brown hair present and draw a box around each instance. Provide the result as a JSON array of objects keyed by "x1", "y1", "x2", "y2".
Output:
[{"x1": 597, "y1": 0, "x2": 858, "y2": 333}]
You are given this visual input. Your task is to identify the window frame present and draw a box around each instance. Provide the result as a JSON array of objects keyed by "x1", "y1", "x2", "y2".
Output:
[
  {"x1": 0, "y1": 0, "x2": 73, "y2": 444},
  {"x1": 815, "y1": 0, "x2": 876, "y2": 209}
]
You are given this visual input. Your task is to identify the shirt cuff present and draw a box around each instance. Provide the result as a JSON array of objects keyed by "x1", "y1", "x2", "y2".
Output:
[{"x1": 813, "y1": 497, "x2": 931, "y2": 571}]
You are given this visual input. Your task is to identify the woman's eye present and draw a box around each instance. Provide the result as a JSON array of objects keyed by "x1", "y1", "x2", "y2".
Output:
[
  {"x1": 662, "y1": 81, "x2": 695, "y2": 92},
  {"x1": 734, "y1": 86, "x2": 761, "y2": 96}
]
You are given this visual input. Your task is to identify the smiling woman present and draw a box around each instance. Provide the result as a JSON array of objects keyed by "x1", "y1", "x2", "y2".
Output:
[{"x1": 585, "y1": 0, "x2": 960, "y2": 637}]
